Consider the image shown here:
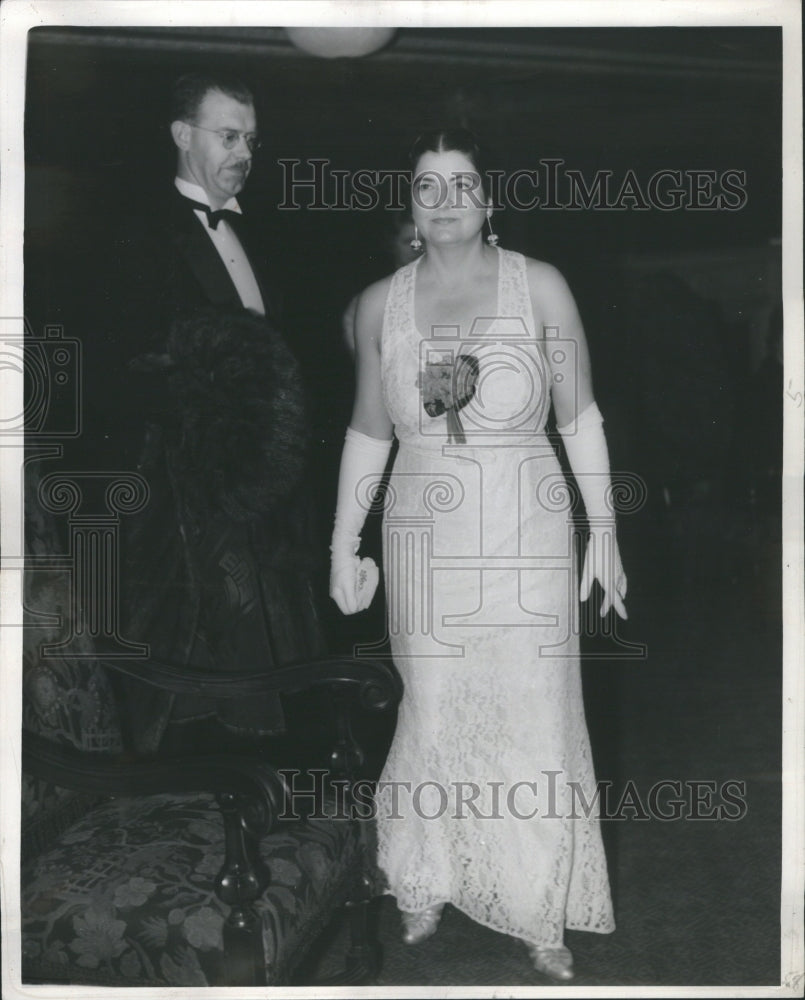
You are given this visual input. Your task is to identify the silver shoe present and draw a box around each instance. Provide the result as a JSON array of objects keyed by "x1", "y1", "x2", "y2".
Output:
[
  {"x1": 401, "y1": 904, "x2": 444, "y2": 945},
  {"x1": 526, "y1": 943, "x2": 575, "y2": 981}
]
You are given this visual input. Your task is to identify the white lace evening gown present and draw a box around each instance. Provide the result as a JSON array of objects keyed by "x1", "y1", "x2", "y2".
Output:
[{"x1": 374, "y1": 247, "x2": 615, "y2": 947}]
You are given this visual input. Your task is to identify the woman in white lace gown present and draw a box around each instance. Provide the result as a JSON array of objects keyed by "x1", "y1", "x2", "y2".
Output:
[{"x1": 330, "y1": 130, "x2": 627, "y2": 981}]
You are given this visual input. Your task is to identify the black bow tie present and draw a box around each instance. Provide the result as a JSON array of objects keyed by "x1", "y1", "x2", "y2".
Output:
[{"x1": 185, "y1": 199, "x2": 241, "y2": 230}]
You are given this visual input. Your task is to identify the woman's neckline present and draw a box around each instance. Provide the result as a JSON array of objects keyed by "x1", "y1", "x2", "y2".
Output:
[{"x1": 410, "y1": 245, "x2": 503, "y2": 343}]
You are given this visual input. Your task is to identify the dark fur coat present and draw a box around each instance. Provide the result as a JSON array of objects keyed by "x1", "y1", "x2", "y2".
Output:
[{"x1": 119, "y1": 309, "x2": 325, "y2": 753}]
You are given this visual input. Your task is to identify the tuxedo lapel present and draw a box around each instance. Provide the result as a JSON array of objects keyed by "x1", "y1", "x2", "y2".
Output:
[
  {"x1": 167, "y1": 189, "x2": 279, "y2": 322},
  {"x1": 168, "y1": 192, "x2": 242, "y2": 309}
]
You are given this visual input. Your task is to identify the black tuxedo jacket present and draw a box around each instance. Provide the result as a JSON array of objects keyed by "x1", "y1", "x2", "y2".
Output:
[
  {"x1": 116, "y1": 185, "x2": 282, "y2": 344},
  {"x1": 88, "y1": 186, "x2": 286, "y2": 461}
]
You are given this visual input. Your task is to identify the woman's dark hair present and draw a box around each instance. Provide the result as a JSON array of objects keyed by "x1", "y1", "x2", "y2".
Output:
[
  {"x1": 170, "y1": 72, "x2": 255, "y2": 124},
  {"x1": 408, "y1": 128, "x2": 491, "y2": 200}
]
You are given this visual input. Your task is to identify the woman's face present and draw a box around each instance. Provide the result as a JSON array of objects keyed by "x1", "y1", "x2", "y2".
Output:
[{"x1": 411, "y1": 148, "x2": 489, "y2": 249}]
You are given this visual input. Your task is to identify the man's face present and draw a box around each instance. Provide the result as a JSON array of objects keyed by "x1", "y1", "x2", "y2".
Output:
[{"x1": 182, "y1": 89, "x2": 257, "y2": 207}]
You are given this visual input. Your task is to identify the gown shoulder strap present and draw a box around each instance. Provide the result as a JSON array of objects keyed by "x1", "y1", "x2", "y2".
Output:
[
  {"x1": 498, "y1": 249, "x2": 537, "y2": 337},
  {"x1": 382, "y1": 258, "x2": 419, "y2": 350}
]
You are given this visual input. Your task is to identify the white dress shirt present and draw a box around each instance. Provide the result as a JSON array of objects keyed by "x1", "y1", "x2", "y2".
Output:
[{"x1": 174, "y1": 177, "x2": 265, "y2": 316}]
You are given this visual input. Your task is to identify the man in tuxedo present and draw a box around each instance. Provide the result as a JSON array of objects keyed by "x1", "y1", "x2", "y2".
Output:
[
  {"x1": 91, "y1": 72, "x2": 282, "y2": 464},
  {"x1": 101, "y1": 72, "x2": 327, "y2": 760},
  {"x1": 106, "y1": 73, "x2": 278, "y2": 371},
  {"x1": 160, "y1": 72, "x2": 276, "y2": 320}
]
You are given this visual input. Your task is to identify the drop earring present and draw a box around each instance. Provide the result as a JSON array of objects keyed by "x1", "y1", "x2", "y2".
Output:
[
  {"x1": 410, "y1": 225, "x2": 423, "y2": 252},
  {"x1": 486, "y1": 216, "x2": 499, "y2": 247}
]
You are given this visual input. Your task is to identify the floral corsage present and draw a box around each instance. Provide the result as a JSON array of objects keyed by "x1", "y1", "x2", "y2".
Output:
[{"x1": 420, "y1": 352, "x2": 479, "y2": 443}]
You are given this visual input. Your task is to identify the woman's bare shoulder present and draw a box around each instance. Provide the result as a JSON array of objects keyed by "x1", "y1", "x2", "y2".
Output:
[
  {"x1": 355, "y1": 272, "x2": 396, "y2": 320},
  {"x1": 353, "y1": 272, "x2": 399, "y2": 352},
  {"x1": 522, "y1": 256, "x2": 570, "y2": 295},
  {"x1": 522, "y1": 256, "x2": 581, "y2": 318}
]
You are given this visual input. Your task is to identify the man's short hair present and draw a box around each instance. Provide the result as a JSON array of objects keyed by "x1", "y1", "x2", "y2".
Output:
[{"x1": 170, "y1": 72, "x2": 255, "y2": 124}]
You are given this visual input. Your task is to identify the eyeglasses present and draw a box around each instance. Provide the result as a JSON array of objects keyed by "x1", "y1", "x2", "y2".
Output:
[{"x1": 188, "y1": 123, "x2": 262, "y2": 153}]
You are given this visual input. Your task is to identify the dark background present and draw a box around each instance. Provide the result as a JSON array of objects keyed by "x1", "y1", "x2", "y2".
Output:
[
  {"x1": 24, "y1": 25, "x2": 782, "y2": 332},
  {"x1": 24, "y1": 25, "x2": 782, "y2": 252}
]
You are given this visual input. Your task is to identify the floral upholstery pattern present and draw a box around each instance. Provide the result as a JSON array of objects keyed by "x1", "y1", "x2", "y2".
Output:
[
  {"x1": 22, "y1": 507, "x2": 125, "y2": 857},
  {"x1": 21, "y1": 466, "x2": 379, "y2": 987},
  {"x1": 23, "y1": 654, "x2": 121, "y2": 748},
  {"x1": 21, "y1": 791, "x2": 360, "y2": 986},
  {"x1": 22, "y1": 651, "x2": 124, "y2": 862}
]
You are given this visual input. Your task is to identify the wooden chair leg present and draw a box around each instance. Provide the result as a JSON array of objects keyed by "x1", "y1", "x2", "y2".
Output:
[
  {"x1": 312, "y1": 870, "x2": 380, "y2": 986},
  {"x1": 216, "y1": 792, "x2": 268, "y2": 986},
  {"x1": 223, "y1": 903, "x2": 267, "y2": 986},
  {"x1": 344, "y1": 887, "x2": 381, "y2": 979}
]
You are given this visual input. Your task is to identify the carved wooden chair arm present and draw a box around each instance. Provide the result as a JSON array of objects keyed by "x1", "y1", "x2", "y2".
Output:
[
  {"x1": 22, "y1": 729, "x2": 286, "y2": 832},
  {"x1": 93, "y1": 650, "x2": 402, "y2": 712}
]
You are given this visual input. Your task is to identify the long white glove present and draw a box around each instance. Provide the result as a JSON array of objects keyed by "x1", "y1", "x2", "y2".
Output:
[
  {"x1": 330, "y1": 427, "x2": 393, "y2": 615},
  {"x1": 558, "y1": 401, "x2": 628, "y2": 619}
]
